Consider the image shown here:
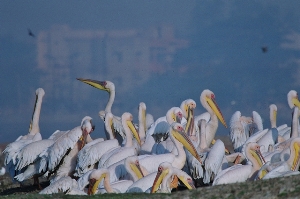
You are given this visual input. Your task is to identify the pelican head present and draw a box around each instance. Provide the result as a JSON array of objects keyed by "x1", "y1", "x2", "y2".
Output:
[
  {"x1": 122, "y1": 112, "x2": 141, "y2": 146},
  {"x1": 77, "y1": 78, "x2": 115, "y2": 93},
  {"x1": 151, "y1": 162, "x2": 195, "y2": 193},
  {"x1": 290, "y1": 137, "x2": 300, "y2": 171},
  {"x1": 79, "y1": 116, "x2": 95, "y2": 150},
  {"x1": 246, "y1": 142, "x2": 266, "y2": 167},
  {"x1": 200, "y1": 89, "x2": 227, "y2": 128},
  {"x1": 166, "y1": 107, "x2": 183, "y2": 124},
  {"x1": 287, "y1": 90, "x2": 300, "y2": 109},
  {"x1": 125, "y1": 156, "x2": 144, "y2": 181},
  {"x1": 180, "y1": 99, "x2": 196, "y2": 136},
  {"x1": 87, "y1": 169, "x2": 109, "y2": 195},
  {"x1": 170, "y1": 122, "x2": 202, "y2": 164}
]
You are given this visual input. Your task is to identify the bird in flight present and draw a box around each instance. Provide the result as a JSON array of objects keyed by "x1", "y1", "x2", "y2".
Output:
[
  {"x1": 261, "y1": 46, "x2": 268, "y2": 53},
  {"x1": 28, "y1": 28, "x2": 35, "y2": 37}
]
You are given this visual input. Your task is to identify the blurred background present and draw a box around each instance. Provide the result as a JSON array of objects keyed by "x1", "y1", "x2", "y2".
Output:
[{"x1": 1, "y1": 1, "x2": 300, "y2": 143}]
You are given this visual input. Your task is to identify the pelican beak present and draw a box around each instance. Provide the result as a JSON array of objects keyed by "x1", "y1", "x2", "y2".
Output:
[
  {"x1": 29, "y1": 94, "x2": 38, "y2": 133},
  {"x1": 292, "y1": 98, "x2": 300, "y2": 109},
  {"x1": 185, "y1": 106, "x2": 195, "y2": 136},
  {"x1": 88, "y1": 174, "x2": 105, "y2": 195},
  {"x1": 171, "y1": 128, "x2": 202, "y2": 164},
  {"x1": 178, "y1": 176, "x2": 195, "y2": 190},
  {"x1": 273, "y1": 110, "x2": 277, "y2": 123},
  {"x1": 127, "y1": 121, "x2": 141, "y2": 146},
  {"x1": 151, "y1": 168, "x2": 169, "y2": 193},
  {"x1": 206, "y1": 96, "x2": 227, "y2": 128},
  {"x1": 251, "y1": 148, "x2": 266, "y2": 167},
  {"x1": 291, "y1": 142, "x2": 300, "y2": 171},
  {"x1": 130, "y1": 162, "x2": 144, "y2": 180},
  {"x1": 258, "y1": 169, "x2": 268, "y2": 180},
  {"x1": 77, "y1": 78, "x2": 110, "y2": 92}
]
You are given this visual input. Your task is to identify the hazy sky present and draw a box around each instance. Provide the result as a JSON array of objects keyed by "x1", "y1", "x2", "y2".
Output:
[{"x1": 1, "y1": 1, "x2": 300, "y2": 143}]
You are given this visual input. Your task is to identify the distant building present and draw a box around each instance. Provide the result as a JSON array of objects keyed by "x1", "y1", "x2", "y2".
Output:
[{"x1": 36, "y1": 24, "x2": 188, "y2": 104}]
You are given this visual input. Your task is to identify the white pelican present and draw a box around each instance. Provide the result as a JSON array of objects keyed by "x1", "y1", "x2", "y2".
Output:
[
  {"x1": 87, "y1": 169, "x2": 134, "y2": 195},
  {"x1": 274, "y1": 107, "x2": 300, "y2": 152},
  {"x1": 199, "y1": 89, "x2": 227, "y2": 147},
  {"x1": 97, "y1": 112, "x2": 141, "y2": 169},
  {"x1": 3, "y1": 88, "x2": 45, "y2": 182},
  {"x1": 257, "y1": 137, "x2": 300, "y2": 180},
  {"x1": 257, "y1": 104, "x2": 279, "y2": 153},
  {"x1": 140, "y1": 107, "x2": 184, "y2": 155},
  {"x1": 212, "y1": 142, "x2": 265, "y2": 185},
  {"x1": 137, "y1": 122, "x2": 202, "y2": 177},
  {"x1": 77, "y1": 78, "x2": 127, "y2": 143},
  {"x1": 38, "y1": 116, "x2": 95, "y2": 182},
  {"x1": 230, "y1": 111, "x2": 254, "y2": 152},
  {"x1": 74, "y1": 112, "x2": 120, "y2": 177},
  {"x1": 39, "y1": 176, "x2": 86, "y2": 195},
  {"x1": 151, "y1": 162, "x2": 195, "y2": 193},
  {"x1": 287, "y1": 90, "x2": 300, "y2": 109}
]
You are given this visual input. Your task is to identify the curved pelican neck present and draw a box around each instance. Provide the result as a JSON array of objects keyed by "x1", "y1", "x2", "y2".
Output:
[
  {"x1": 269, "y1": 105, "x2": 277, "y2": 128},
  {"x1": 169, "y1": 131, "x2": 186, "y2": 169},
  {"x1": 102, "y1": 172, "x2": 114, "y2": 193},
  {"x1": 291, "y1": 107, "x2": 299, "y2": 138},
  {"x1": 105, "y1": 89, "x2": 115, "y2": 113},
  {"x1": 30, "y1": 93, "x2": 44, "y2": 135},
  {"x1": 122, "y1": 119, "x2": 133, "y2": 148}
]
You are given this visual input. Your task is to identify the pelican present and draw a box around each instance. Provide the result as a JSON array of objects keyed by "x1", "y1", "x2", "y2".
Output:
[
  {"x1": 257, "y1": 137, "x2": 300, "y2": 180},
  {"x1": 13, "y1": 130, "x2": 71, "y2": 188},
  {"x1": 257, "y1": 104, "x2": 279, "y2": 153},
  {"x1": 39, "y1": 176, "x2": 86, "y2": 195},
  {"x1": 3, "y1": 88, "x2": 44, "y2": 182},
  {"x1": 287, "y1": 90, "x2": 300, "y2": 109},
  {"x1": 199, "y1": 89, "x2": 227, "y2": 147},
  {"x1": 140, "y1": 107, "x2": 184, "y2": 155},
  {"x1": 274, "y1": 107, "x2": 300, "y2": 152},
  {"x1": 38, "y1": 116, "x2": 95, "y2": 182},
  {"x1": 87, "y1": 169, "x2": 134, "y2": 194},
  {"x1": 77, "y1": 78, "x2": 128, "y2": 143},
  {"x1": 212, "y1": 142, "x2": 265, "y2": 185},
  {"x1": 151, "y1": 162, "x2": 195, "y2": 193},
  {"x1": 230, "y1": 110, "x2": 263, "y2": 152},
  {"x1": 74, "y1": 112, "x2": 120, "y2": 177},
  {"x1": 137, "y1": 122, "x2": 202, "y2": 177},
  {"x1": 97, "y1": 112, "x2": 141, "y2": 169}
]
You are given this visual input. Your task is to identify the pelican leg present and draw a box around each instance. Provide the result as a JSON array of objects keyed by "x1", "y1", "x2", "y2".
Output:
[{"x1": 33, "y1": 176, "x2": 42, "y2": 190}]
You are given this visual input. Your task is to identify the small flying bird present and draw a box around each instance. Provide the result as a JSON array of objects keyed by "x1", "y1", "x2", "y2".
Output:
[
  {"x1": 28, "y1": 28, "x2": 35, "y2": 37},
  {"x1": 261, "y1": 46, "x2": 268, "y2": 53}
]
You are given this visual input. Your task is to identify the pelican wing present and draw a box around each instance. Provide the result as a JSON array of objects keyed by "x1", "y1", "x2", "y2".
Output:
[
  {"x1": 204, "y1": 139, "x2": 225, "y2": 183},
  {"x1": 112, "y1": 116, "x2": 126, "y2": 139},
  {"x1": 139, "y1": 153, "x2": 175, "y2": 174},
  {"x1": 213, "y1": 164, "x2": 252, "y2": 185},
  {"x1": 252, "y1": 111, "x2": 263, "y2": 131},
  {"x1": 48, "y1": 130, "x2": 69, "y2": 141},
  {"x1": 101, "y1": 147, "x2": 138, "y2": 168},
  {"x1": 229, "y1": 111, "x2": 247, "y2": 152},
  {"x1": 15, "y1": 139, "x2": 54, "y2": 171},
  {"x1": 75, "y1": 139, "x2": 118, "y2": 176},
  {"x1": 41, "y1": 126, "x2": 83, "y2": 172},
  {"x1": 39, "y1": 176, "x2": 78, "y2": 194}
]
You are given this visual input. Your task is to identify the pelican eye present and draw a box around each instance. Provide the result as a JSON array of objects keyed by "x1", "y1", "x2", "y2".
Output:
[{"x1": 158, "y1": 166, "x2": 162, "y2": 171}]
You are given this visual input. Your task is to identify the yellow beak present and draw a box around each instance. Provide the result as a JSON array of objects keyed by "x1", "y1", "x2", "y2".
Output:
[
  {"x1": 127, "y1": 121, "x2": 141, "y2": 146},
  {"x1": 77, "y1": 78, "x2": 110, "y2": 92},
  {"x1": 206, "y1": 96, "x2": 227, "y2": 128},
  {"x1": 171, "y1": 129, "x2": 202, "y2": 164}
]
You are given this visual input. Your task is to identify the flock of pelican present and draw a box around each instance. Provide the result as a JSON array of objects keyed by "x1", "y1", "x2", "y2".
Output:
[{"x1": 3, "y1": 78, "x2": 300, "y2": 196}]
